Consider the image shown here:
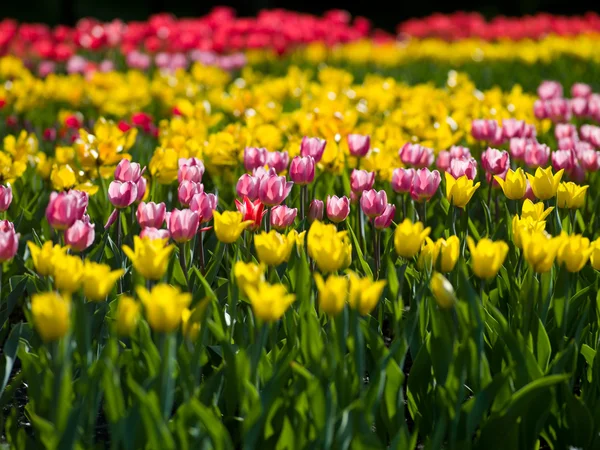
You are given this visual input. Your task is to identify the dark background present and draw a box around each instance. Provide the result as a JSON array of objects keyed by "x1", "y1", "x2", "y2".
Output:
[{"x1": 0, "y1": 0, "x2": 597, "y2": 30}]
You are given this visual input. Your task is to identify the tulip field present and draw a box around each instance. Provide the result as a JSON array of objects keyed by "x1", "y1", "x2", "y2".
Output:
[{"x1": 3, "y1": 8, "x2": 600, "y2": 449}]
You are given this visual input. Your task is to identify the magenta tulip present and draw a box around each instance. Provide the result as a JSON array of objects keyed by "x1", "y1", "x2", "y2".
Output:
[
  {"x1": 114, "y1": 159, "x2": 143, "y2": 182},
  {"x1": 0, "y1": 220, "x2": 18, "y2": 262},
  {"x1": 571, "y1": 83, "x2": 592, "y2": 98},
  {"x1": 244, "y1": 147, "x2": 268, "y2": 172},
  {"x1": 347, "y1": 134, "x2": 370, "y2": 157},
  {"x1": 178, "y1": 164, "x2": 204, "y2": 183},
  {"x1": 471, "y1": 119, "x2": 498, "y2": 141},
  {"x1": 178, "y1": 180, "x2": 203, "y2": 206},
  {"x1": 481, "y1": 148, "x2": 509, "y2": 177},
  {"x1": 0, "y1": 185, "x2": 12, "y2": 212},
  {"x1": 258, "y1": 173, "x2": 293, "y2": 206},
  {"x1": 391, "y1": 168, "x2": 415, "y2": 193},
  {"x1": 266, "y1": 151, "x2": 290, "y2": 173},
  {"x1": 350, "y1": 169, "x2": 375, "y2": 194},
  {"x1": 436, "y1": 151, "x2": 451, "y2": 171},
  {"x1": 190, "y1": 192, "x2": 218, "y2": 222},
  {"x1": 307, "y1": 199, "x2": 324, "y2": 223},
  {"x1": 501, "y1": 119, "x2": 526, "y2": 140},
  {"x1": 137, "y1": 202, "x2": 166, "y2": 228},
  {"x1": 289, "y1": 156, "x2": 315, "y2": 185},
  {"x1": 537, "y1": 81, "x2": 563, "y2": 100},
  {"x1": 300, "y1": 136, "x2": 327, "y2": 163},
  {"x1": 374, "y1": 204, "x2": 395, "y2": 230},
  {"x1": 140, "y1": 227, "x2": 171, "y2": 241},
  {"x1": 236, "y1": 174, "x2": 259, "y2": 200},
  {"x1": 551, "y1": 149, "x2": 576, "y2": 173},
  {"x1": 65, "y1": 217, "x2": 95, "y2": 252},
  {"x1": 449, "y1": 157, "x2": 478, "y2": 180},
  {"x1": 399, "y1": 143, "x2": 434, "y2": 168},
  {"x1": 524, "y1": 142, "x2": 550, "y2": 168},
  {"x1": 168, "y1": 208, "x2": 200, "y2": 243},
  {"x1": 326, "y1": 195, "x2": 350, "y2": 223},
  {"x1": 46, "y1": 191, "x2": 82, "y2": 230},
  {"x1": 108, "y1": 181, "x2": 137, "y2": 209},
  {"x1": 360, "y1": 189, "x2": 387, "y2": 219},
  {"x1": 410, "y1": 168, "x2": 441, "y2": 202}
]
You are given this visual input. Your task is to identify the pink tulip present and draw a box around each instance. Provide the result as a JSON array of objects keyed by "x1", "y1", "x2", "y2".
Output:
[
  {"x1": 471, "y1": 119, "x2": 498, "y2": 141},
  {"x1": 178, "y1": 180, "x2": 203, "y2": 206},
  {"x1": 0, "y1": 220, "x2": 19, "y2": 262},
  {"x1": 558, "y1": 137, "x2": 577, "y2": 151},
  {"x1": 0, "y1": 185, "x2": 12, "y2": 212},
  {"x1": 575, "y1": 141, "x2": 595, "y2": 158},
  {"x1": 399, "y1": 143, "x2": 434, "y2": 168},
  {"x1": 289, "y1": 156, "x2": 315, "y2": 185},
  {"x1": 570, "y1": 162, "x2": 586, "y2": 183},
  {"x1": 326, "y1": 195, "x2": 350, "y2": 223},
  {"x1": 489, "y1": 166, "x2": 509, "y2": 188},
  {"x1": 178, "y1": 164, "x2": 204, "y2": 183},
  {"x1": 523, "y1": 124, "x2": 537, "y2": 138},
  {"x1": 258, "y1": 173, "x2": 293, "y2": 206},
  {"x1": 578, "y1": 149, "x2": 600, "y2": 172},
  {"x1": 108, "y1": 181, "x2": 138, "y2": 209},
  {"x1": 168, "y1": 208, "x2": 200, "y2": 243},
  {"x1": 555, "y1": 123, "x2": 577, "y2": 140},
  {"x1": 114, "y1": 159, "x2": 143, "y2": 182},
  {"x1": 579, "y1": 125, "x2": 597, "y2": 144},
  {"x1": 490, "y1": 126, "x2": 506, "y2": 146},
  {"x1": 190, "y1": 192, "x2": 218, "y2": 222},
  {"x1": 374, "y1": 204, "x2": 395, "y2": 230},
  {"x1": 140, "y1": 227, "x2": 171, "y2": 241},
  {"x1": 69, "y1": 190, "x2": 89, "y2": 219},
  {"x1": 347, "y1": 134, "x2": 370, "y2": 157},
  {"x1": 391, "y1": 168, "x2": 415, "y2": 193},
  {"x1": 571, "y1": 83, "x2": 591, "y2": 98},
  {"x1": 137, "y1": 202, "x2": 166, "y2": 228},
  {"x1": 537, "y1": 81, "x2": 563, "y2": 100},
  {"x1": 570, "y1": 98, "x2": 588, "y2": 117},
  {"x1": 253, "y1": 166, "x2": 277, "y2": 181},
  {"x1": 104, "y1": 209, "x2": 118, "y2": 230},
  {"x1": 533, "y1": 100, "x2": 547, "y2": 120},
  {"x1": 350, "y1": 169, "x2": 375, "y2": 194},
  {"x1": 410, "y1": 168, "x2": 441, "y2": 202},
  {"x1": 547, "y1": 98, "x2": 571, "y2": 122},
  {"x1": 449, "y1": 146, "x2": 471, "y2": 159},
  {"x1": 360, "y1": 189, "x2": 387, "y2": 219},
  {"x1": 65, "y1": 217, "x2": 95, "y2": 252},
  {"x1": 509, "y1": 138, "x2": 529, "y2": 161},
  {"x1": 46, "y1": 191, "x2": 81, "y2": 230},
  {"x1": 588, "y1": 95, "x2": 600, "y2": 121},
  {"x1": 308, "y1": 199, "x2": 324, "y2": 223},
  {"x1": 300, "y1": 136, "x2": 327, "y2": 163},
  {"x1": 350, "y1": 191, "x2": 359, "y2": 204},
  {"x1": 435, "y1": 151, "x2": 451, "y2": 171},
  {"x1": 448, "y1": 157, "x2": 478, "y2": 180},
  {"x1": 244, "y1": 147, "x2": 267, "y2": 171},
  {"x1": 270, "y1": 205, "x2": 297, "y2": 230},
  {"x1": 501, "y1": 119, "x2": 526, "y2": 140},
  {"x1": 524, "y1": 142, "x2": 550, "y2": 168},
  {"x1": 551, "y1": 149, "x2": 576, "y2": 173},
  {"x1": 178, "y1": 157, "x2": 204, "y2": 168},
  {"x1": 236, "y1": 174, "x2": 259, "y2": 200},
  {"x1": 481, "y1": 148, "x2": 509, "y2": 177},
  {"x1": 266, "y1": 151, "x2": 290, "y2": 173},
  {"x1": 135, "y1": 177, "x2": 147, "y2": 202}
]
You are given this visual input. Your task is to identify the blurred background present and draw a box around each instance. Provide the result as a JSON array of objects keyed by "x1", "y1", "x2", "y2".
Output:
[{"x1": 0, "y1": 0, "x2": 595, "y2": 29}]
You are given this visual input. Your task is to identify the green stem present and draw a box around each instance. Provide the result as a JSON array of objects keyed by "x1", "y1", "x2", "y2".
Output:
[
  {"x1": 179, "y1": 243, "x2": 189, "y2": 288},
  {"x1": 159, "y1": 332, "x2": 176, "y2": 420}
]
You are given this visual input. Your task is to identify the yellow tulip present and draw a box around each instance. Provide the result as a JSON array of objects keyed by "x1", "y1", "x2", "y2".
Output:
[
  {"x1": 136, "y1": 284, "x2": 192, "y2": 333},
  {"x1": 314, "y1": 273, "x2": 348, "y2": 316},
  {"x1": 445, "y1": 172, "x2": 480, "y2": 209},
  {"x1": 28, "y1": 241, "x2": 68, "y2": 277},
  {"x1": 521, "y1": 199, "x2": 554, "y2": 221},
  {"x1": 556, "y1": 182, "x2": 588, "y2": 209},
  {"x1": 122, "y1": 236, "x2": 175, "y2": 281},
  {"x1": 430, "y1": 272, "x2": 456, "y2": 309},
  {"x1": 50, "y1": 165, "x2": 77, "y2": 191},
  {"x1": 116, "y1": 295, "x2": 140, "y2": 337},
  {"x1": 467, "y1": 237, "x2": 509, "y2": 279},
  {"x1": 494, "y1": 168, "x2": 526, "y2": 200},
  {"x1": 417, "y1": 237, "x2": 438, "y2": 271},
  {"x1": 254, "y1": 230, "x2": 295, "y2": 266},
  {"x1": 512, "y1": 215, "x2": 546, "y2": 249},
  {"x1": 234, "y1": 261, "x2": 265, "y2": 296},
  {"x1": 246, "y1": 282, "x2": 295, "y2": 322},
  {"x1": 181, "y1": 309, "x2": 200, "y2": 341},
  {"x1": 557, "y1": 233, "x2": 593, "y2": 272},
  {"x1": 521, "y1": 231, "x2": 563, "y2": 273},
  {"x1": 307, "y1": 221, "x2": 352, "y2": 273},
  {"x1": 526, "y1": 167, "x2": 564, "y2": 200},
  {"x1": 213, "y1": 211, "x2": 253, "y2": 244},
  {"x1": 591, "y1": 238, "x2": 600, "y2": 270},
  {"x1": 394, "y1": 218, "x2": 431, "y2": 259},
  {"x1": 53, "y1": 254, "x2": 84, "y2": 293},
  {"x1": 82, "y1": 261, "x2": 124, "y2": 301},
  {"x1": 348, "y1": 272, "x2": 386, "y2": 316},
  {"x1": 31, "y1": 292, "x2": 71, "y2": 342},
  {"x1": 438, "y1": 236, "x2": 460, "y2": 273}
]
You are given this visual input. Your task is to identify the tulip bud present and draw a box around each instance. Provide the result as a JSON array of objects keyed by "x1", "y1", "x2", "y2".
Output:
[
  {"x1": 178, "y1": 180, "x2": 203, "y2": 206},
  {"x1": 524, "y1": 142, "x2": 550, "y2": 168},
  {"x1": 391, "y1": 168, "x2": 415, "y2": 193},
  {"x1": 360, "y1": 189, "x2": 387, "y2": 218},
  {"x1": 65, "y1": 217, "x2": 95, "y2": 252},
  {"x1": 410, "y1": 168, "x2": 441, "y2": 202},
  {"x1": 430, "y1": 272, "x2": 456, "y2": 309},
  {"x1": 270, "y1": 205, "x2": 297, "y2": 230},
  {"x1": 108, "y1": 180, "x2": 138, "y2": 209},
  {"x1": 501, "y1": 119, "x2": 526, "y2": 140},
  {"x1": 326, "y1": 196, "x2": 350, "y2": 223},
  {"x1": 571, "y1": 83, "x2": 592, "y2": 98},
  {"x1": 168, "y1": 208, "x2": 200, "y2": 243},
  {"x1": 578, "y1": 149, "x2": 600, "y2": 172},
  {"x1": 537, "y1": 80, "x2": 563, "y2": 100},
  {"x1": 289, "y1": 156, "x2": 315, "y2": 185},
  {"x1": 236, "y1": 174, "x2": 259, "y2": 200},
  {"x1": 307, "y1": 199, "x2": 324, "y2": 223},
  {"x1": 178, "y1": 164, "x2": 204, "y2": 184},
  {"x1": 190, "y1": 192, "x2": 218, "y2": 222},
  {"x1": 347, "y1": 134, "x2": 370, "y2": 157},
  {"x1": 46, "y1": 191, "x2": 81, "y2": 230},
  {"x1": 266, "y1": 151, "x2": 290, "y2": 173},
  {"x1": 350, "y1": 169, "x2": 375, "y2": 194},
  {"x1": 436, "y1": 151, "x2": 451, "y2": 171},
  {"x1": 471, "y1": 119, "x2": 498, "y2": 141},
  {"x1": 300, "y1": 136, "x2": 327, "y2": 163},
  {"x1": 481, "y1": 148, "x2": 509, "y2": 177},
  {"x1": 114, "y1": 159, "x2": 143, "y2": 182},
  {"x1": 570, "y1": 98, "x2": 588, "y2": 117},
  {"x1": 104, "y1": 209, "x2": 118, "y2": 230},
  {"x1": 551, "y1": 149, "x2": 576, "y2": 173},
  {"x1": 399, "y1": 143, "x2": 434, "y2": 168},
  {"x1": 0, "y1": 185, "x2": 12, "y2": 212},
  {"x1": 137, "y1": 202, "x2": 166, "y2": 228},
  {"x1": 244, "y1": 147, "x2": 267, "y2": 172},
  {"x1": 258, "y1": 173, "x2": 293, "y2": 206}
]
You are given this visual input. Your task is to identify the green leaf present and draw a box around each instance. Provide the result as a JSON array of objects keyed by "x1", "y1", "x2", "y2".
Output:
[
  {"x1": 347, "y1": 225, "x2": 374, "y2": 278},
  {"x1": 0, "y1": 323, "x2": 31, "y2": 398}
]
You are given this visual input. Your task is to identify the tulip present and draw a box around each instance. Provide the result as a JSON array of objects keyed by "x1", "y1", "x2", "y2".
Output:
[
  {"x1": 538, "y1": 81, "x2": 563, "y2": 100},
  {"x1": 471, "y1": 119, "x2": 498, "y2": 141},
  {"x1": 182, "y1": 306, "x2": 204, "y2": 341},
  {"x1": 445, "y1": 173, "x2": 480, "y2": 209},
  {"x1": 244, "y1": 147, "x2": 267, "y2": 171},
  {"x1": 467, "y1": 237, "x2": 509, "y2": 280},
  {"x1": 168, "y1": 208, "x2": 199, "y2": 243},
  {"x1": 177, "y1": 180, "x2": 203, "y2": 207},
  {"x1": 326, "y1": 195, "x2": 351, "y2": 223},
  {"x1": 234, "y1": 261, "x2": 265, "y2": 297},
  {"x1": 509, "y1": 138, "x2": 528, "y2": 161},
  {"x1": 438, "y1": 236, "x2": 460, "y2": 273},
  {"x1": 137, "y1": 202, "x2": 166, "y2": 229},
  {"x1": 524, "y1": 179, "x2": 536, "y2": 201},
  {"x1": 137, "y1": 284, "x2": 192, "y2": 333},
  {"x1": 347, "y1": 134, "x2": 370, "y2": 157},
  {"x1": 266, "y1": 151, "x2": 290, "y2": 173},
  {"x1": 578, "y1": 149, "x2": 600, "y2": 172},
  {"x1": 271, "y1": 205, "x2": 297, "y2": 230},
  {"x1": 307, "y1": 221, "x2": 352, "y2": 273},
  {"x1": 391, "y1": 168, "x2": 415, "y2": 193},
  {"x1": 448, "y1": 157, "x2": 478, "y2": 180},
  {"x1": 557, "y1": 137, "x2": 577, "y2": 151},
  {"x1": 512, "y1": 216, "x2": 547, "y2": 249},
  {"x1": 178, "y1": 157, "x2": 204, "y2": 168},
  {"x1": 481, "y1": 148, "x2": 509, "y2": 177},
  {"x1": 300, "y1": 136, "x2": 327, "y2": 163},
  {"x1": 190, "y1": 192, "x2": 218, "y2": 222},
  {"x1": 524, "y1": 142, "x2": 550, "y2": 168},
  {"x1": 135, "y1": 177, "x2": 147, "y2": 202},
  {"x1": 350, "y1": 169, "x2": 375, "y2": 194},
  {"x1": 213, "y1": 211, "x2": 253, "y2": 243},
  {"x1": 410, "y1": 168, "x2": 440, "y2": 202},
  {"x1": 360, "y1": 189, "x2": 387, "y2": 219},
  {"x1": 139, "y1": 227, "x2": 170, "y2": 240},
  {"x1": 557, "y1": 182, "x2": 588, "y2": 209},
  {"x1": 0, "y1": 185, "x2": 12, "y2": 212},
  {"x1": 555, "y1": 123, "x2": 577, "y2": 140},
  {"x1": 374, "y1": 204, "x2": 395, "y2": 230},
  {"x1": 46, "y1": 191, "x2": 82, "y2": 230},
  {"x1": 494, "y1": 168, "x2": 526, "y2": 200},
  {"x1": 521, "y1": 199, "x2": 554, "y2": 221},
  {"x1": 436, "y1": 151, "x2": 451, "y2": 171},
  {"x1": 236, "y1": 174, "x2": 259, "y2": 200},
  {"x1": 258, "y1": 173, "x2": 293, "y2": 207},
  {"x1": 254, "y1": 230, "x2": 295, "y2": 266},
  {"x1": 394, "y1": 219, "x2": 431, "y2": 259},
  {"x1": 591, "y1": 239, "x2": 600, "y2": 270},
  {"x1": 314, "y1": 273, "x2": 348, "y2": 316},
  {"x1": 0, "y1": 220, "x2": 19, "y2": 262},
  {"x1": 114, "y1": 159, "x2": 143, "y2": 182},
  {"x1": 108, "y1": 180, "x2": 137, "y2": 209},
  {"x1": 122, "y1": 236, "x2": 175, "y2": 280},
  {"x1": 348, "y1": 271, "x2": 386, "y2": 316},
  {"x1": 178, "y1": 164, "x2": 204, "y2": 184},
  {"x1": 51, "y1": 165, "x2": 77, "y2": 191},
  {"x1": 65, "y1": 217, "x2": 95, "y2": 252},
  {"x1": 235, "y1": 196, "x2": 265, "y2": 232},
  {"x1": 246, "y1": 282, "x2": 295, "y2": 322},
  {"x1": 399, "y1": 143, "x2": 434, "y2": 168},
  {"x1": 81, "y1": 261, "x2": 124, "y2": 301},
  {"x1": 526, "y1": 167, "x2": 564, "y2": 200},
  {"x1": 53, "y1": 254, "x2": 84, "y2": 293},
  {"x1": 556, "y1": 233, "x2": 592, "y2": 273},
  {"x1": 31, "y1": 292, "x2": 71, "y2": 342},
  {"x1": 289, "y1": 156, "x2": 315, "y2": 185},
  {"x1": 308, "y1": 199, "x2": 324, "y2": 223},
  {"x1": 116, "y1": 296, "x2": 140, "y2": 337},
  {"x1": 521, "y1": 231, "x2": 562, "y2": 273},
  {"x1": 571, "y1": 83, "x2": 592, "y2": 98},
  {"x1": 570, "y1": 97, "x2": 588, "y2": 117},
  {"x1": 27, "y1": 241, "x2": 68, "y2": 277},
  {"x1": 430, "y1": 272, "x2": 456, "y2": 309},
  {"x1": 449, "y1": 146, "x2": 471, "y2": 159},
  {"x1": 551, "y1": 149, "x2": 576, "y2": 173}
]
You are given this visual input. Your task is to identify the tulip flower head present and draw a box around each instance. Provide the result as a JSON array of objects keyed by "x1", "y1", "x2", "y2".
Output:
[
  {"x1": 347, "y1": 134, "x2": 370, "y2": 157},
  {"x1": 326, "y1": 195, "x2": 350, "y2": 223},
  {"x1": 557, "y1": 233, "x2": 593, "y2": 272},
  {"x1": 116, "y1": 296, "x2": 140, "y2": 337},
  {"x1": 391, "y1": 168, "x2": 415, "y2": 194},
  {"x1": 399, "y1": 143, "x2": 434, "y2": 168},
  {"x1": 521, "y1": 231, "x2": 562, "y2": 273},
  {"x1": 471, "y1": 119, "x2": 498, "y2": 141},
  {"x1": 467, "y1": 237, "x2": 509, "y2": 279},
  {"x1": 481, "y1": 148, "x2": 509, "y2": 178},
  {"x1": 521, "y1": 199, "x2": 554, "y2": 221},
  {"x1": 137, "y1": 202, "x2": 166, "y2": 228},
  {"x1": 526, "y1": 167, "x2": 564, "y2": 200},
  {"x1": 348, "y1": 271, "x2": 386, "y2": 316},
  {"x1": 168, "y1": 208, "x2": 200, "y2": 243},
  {"x1": 53, "y1": 254, "x2": 84, "y2": 293},
  {"x1": 445, "y1": 173, "x2": 480, "y2": 209},
  {"x1": 108, "y1": 180, "x2": 138, "y2": 209},
  {"x1": 213, "y1": 211, "x2": 253, "y2": 243},
  {"x1": 314, "y1": 273, "x2": 348, "y2": 316},
  {"x1": 448, "y1": 157, "x2": 478, "y2": 180},
  {"x1": 234, "y1": 261, "x2": 265, "y2": 297},
  {"x1": 258, "y1": 172, "x2": 293, "y2": 207},
  {"x1": 114, "y1": 159, "x2": 143, "y2": 182},
  {"x1": 31, "y1": 292, "x2": 71, "y2": 342},
  {"x1": 0, "y1": 185, "x2": 12, "y2": 212},
  {"x1": 350, "y1": 169, "x2": 375, "y2": 194},
  {"x1": 266, "y1": 151, "x2": 290, "y2": 173},
  {"x1": 65, "y1": 217, "x2": 95, "y2": 252},
  {"x1": 122, "y1": 236, "x2": 175, "y2": 280},
  {"x1": 190, "y1": 192, "x2": 218, "y2": 223},
  {"x1": 244, "y1": 147, "x2": 267, "y2": 172},
  {"x1": 394, "y1": 219, "x2": 431, "y2": 259},
  {"x1": 374, "y1": 204, "x2": 396, "y2": 230},
  {"x1": 177, "y1": 180, "x2": 203, "y2": 206},
  {"x1": 300, "y1": 136, "x2": 327, "y2": 163},
  {"x1": 139, "y1": 227, "x2": 170, "y2": 241},
  {"x1": 430, "y1": 272, "x2": 456, "y2": 309},
  {"x1": 137, "y1": 284, "x2": 192, "y2": 333},
  {"x1": 270, "y1": 205, "x2": 297, "y2": 230},
  {"x1": 178, "y1": 160, "x2": 205, "y2": 183},
  {"x1": 289, "y1": 156, "x2": 315, "y2": 185},
  {"x1": 0, "y1": 220, "x2": 19, "y2": 263},
  {"x1": 46, "y1": 191, "x2": 84, "y2": 230},
  {"x1": 557, "y1": 182, "x2": 588, "y2": 209},
  {"x1": 590, "y1": 238, "x2": 600, "y2": 271},
  {"x1": 307, "y1": 221, "x2": 352, "y2": 273},
  {"x1": 360, "y1": 189, "x2": 387, "y2": 218},
  {"x1": 235, "y1": 196, "x2": 265, "y2": 232},
  {"x1": 494, "y1": 168, "x2": 526, "y2": 200},
  {"x1": 246, "y1": 282, "x2": 295, "y2": 323},
  {"x1": 82, "y1": 261, "x2": 124, "y2": 301},
  {"x1": 236, "y1": 174, "x2": 259, "y2": 201},
  {"x1": 307, "y1": 199, "x2": 324, "y2": 223},
  {"x1": 254, "y1": 230, "x2": 295, "y2": 266},
  {"x1": 411, "y1": 168, "x2": 441, "y2": 202}
]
